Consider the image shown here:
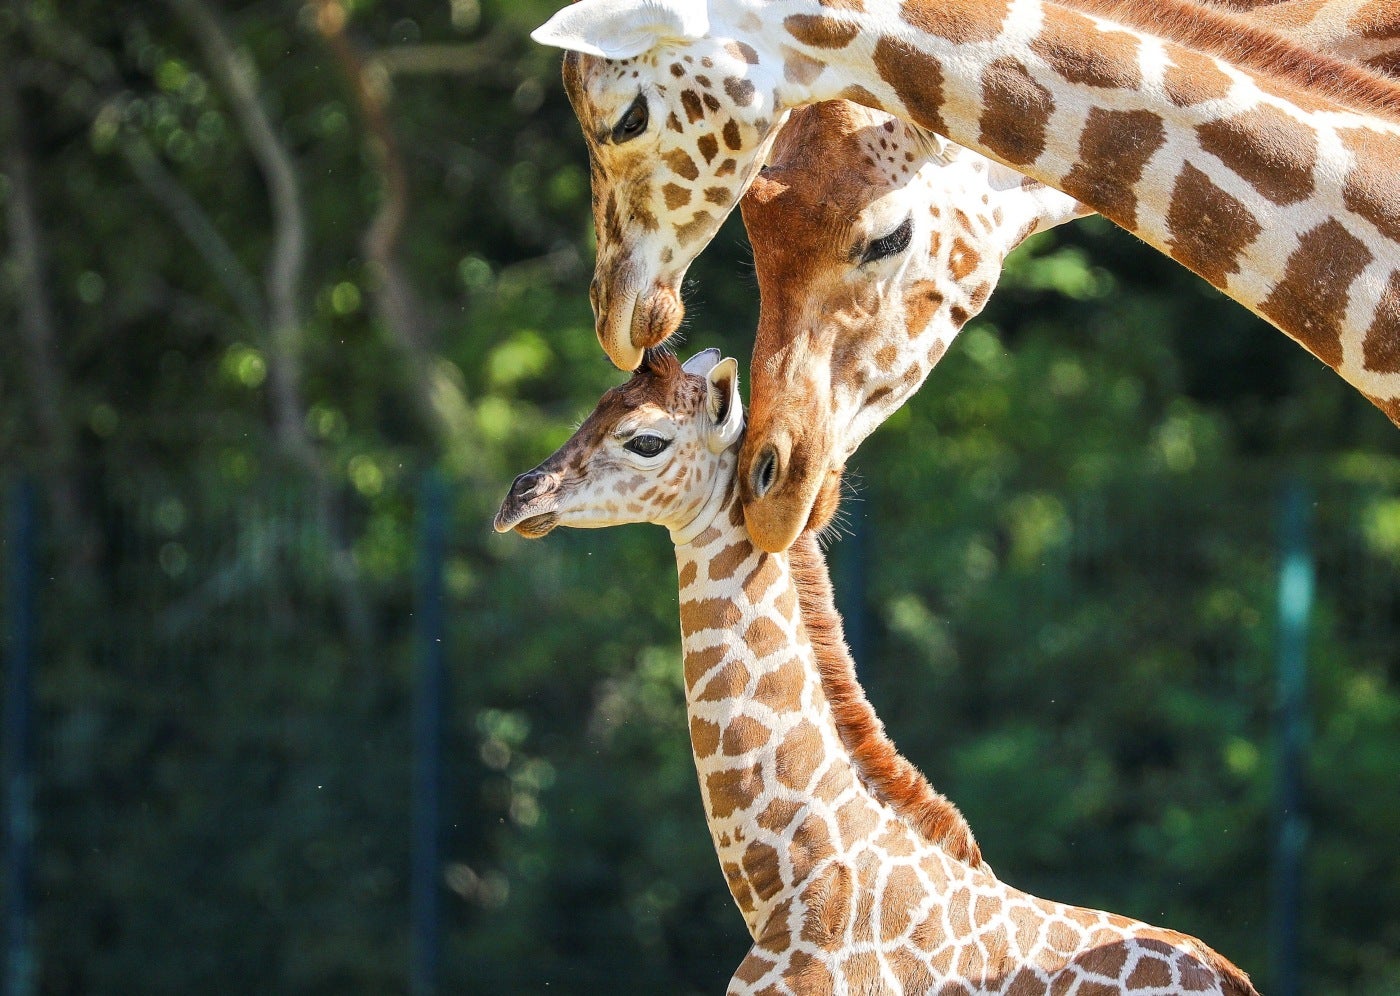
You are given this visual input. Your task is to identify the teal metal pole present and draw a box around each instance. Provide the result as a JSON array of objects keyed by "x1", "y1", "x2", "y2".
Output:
[
  {"x1": 4, "y1": 480, "x2": 37, "y2": 996},
  {"x1": 1272, "y1": 479, "x2": 1313, "y2": 996},
  {"x1": 411, "y1": 470, "x2": 447, "y2": 996}
]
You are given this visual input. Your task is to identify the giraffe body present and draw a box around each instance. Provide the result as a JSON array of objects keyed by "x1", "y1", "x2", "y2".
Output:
[
  {"x1": 496, "y1": 350, "x2": 1257, "y2": 995},
  {"x1": 535, "y1": 0, "x2": 1400, "y2": 426},
  {"x1": 736, "y1": 2, "x2": 1400, "y2": 551}
]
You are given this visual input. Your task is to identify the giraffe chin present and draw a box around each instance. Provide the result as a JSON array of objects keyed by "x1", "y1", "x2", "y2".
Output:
[
  {"x1": 630, "y1": 284, "x2": 684, "y2": 353},
  {"x1": 511, "y1": 513, "x2": 558, "y2": 539}
]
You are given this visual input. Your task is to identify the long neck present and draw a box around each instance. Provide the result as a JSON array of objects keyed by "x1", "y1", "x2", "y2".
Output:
[
  {"x1": 736, "y1": 0, "x2": 1400, "y2": 424},
  {"x1": 674, "y1": 498, "x2": 979, "y2": 938}
]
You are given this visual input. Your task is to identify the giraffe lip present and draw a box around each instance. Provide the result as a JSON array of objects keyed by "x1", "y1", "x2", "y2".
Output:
[{"x1": 512, "y1": 513, "x2": 558, "y2": 539}]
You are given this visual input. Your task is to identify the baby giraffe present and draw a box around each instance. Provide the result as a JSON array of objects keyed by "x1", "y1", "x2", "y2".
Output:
[{"x1": 495, "y1": 349, "x2": 1256, "y2": 996}]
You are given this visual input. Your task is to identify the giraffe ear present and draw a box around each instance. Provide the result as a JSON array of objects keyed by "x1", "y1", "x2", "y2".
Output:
[
  {"x1": 531, "y1": 0, "x2": 710, "y2": 61},
  {"x1": 705, "y1": 356, "x2": 744, "y2": 454},
  {"x1": 682, "y1": 347, "x2": 722, "y2": 377}
]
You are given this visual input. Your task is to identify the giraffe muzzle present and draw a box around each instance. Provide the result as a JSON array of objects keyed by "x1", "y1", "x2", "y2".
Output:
[{"x1": 494, "y1": 469, "x2": 561, "y2": 538}]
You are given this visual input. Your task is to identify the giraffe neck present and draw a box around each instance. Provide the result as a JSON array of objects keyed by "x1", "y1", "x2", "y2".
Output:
[
  {"x1": 673, "y1": 490, "x2": 980, "y2": 939},
  {"x1": 723, "y1": 0, "x2": 1400, "y2": 422}
]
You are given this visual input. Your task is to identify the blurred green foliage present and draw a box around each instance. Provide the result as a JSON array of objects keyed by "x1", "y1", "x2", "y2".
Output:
[{"x1": 1, "y1": 1, "x2": 1399, "y2": 994}]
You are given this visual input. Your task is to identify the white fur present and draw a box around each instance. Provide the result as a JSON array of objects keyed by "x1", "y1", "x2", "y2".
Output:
[
  {"x1": 705, "y1": 357, "x2": 744, "y2": 454},
  {"x1": 531, "y1": 0, "x2": 710, "y2": 61}
]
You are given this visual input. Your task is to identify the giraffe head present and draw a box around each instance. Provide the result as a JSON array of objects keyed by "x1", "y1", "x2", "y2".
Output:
[
  {"x1": 532, "y1": 0, "x2": 786, "y2": 370},
  {"x1": 736, "y1": 102, "x2": 1089, "y2": 552},
  {"x1": 495, "y1": 348, "x2": 744, "y2": 539}
]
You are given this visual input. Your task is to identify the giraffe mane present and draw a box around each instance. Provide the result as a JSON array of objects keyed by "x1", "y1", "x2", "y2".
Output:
[
  {"x1": 1063, "y1": 0, "x2": 1400, "y2": 120},
  {"x1": 787, "y1": 531, "x2": 988, "y2": 870}
]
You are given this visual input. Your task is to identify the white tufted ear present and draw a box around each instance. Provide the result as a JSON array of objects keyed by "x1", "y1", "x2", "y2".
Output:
[
  {"x1": 681, "y1": 347, "x2": 722, "y2": 377},
  {"x1": 705, "y1": 356, "x2": 744, "y2": 454},
  {"x1": 531, "y1": 0, "x2": 710, "y2": 61}
]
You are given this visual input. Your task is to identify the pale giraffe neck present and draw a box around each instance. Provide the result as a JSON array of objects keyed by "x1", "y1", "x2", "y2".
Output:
[
  {"x1": 668, "y1": 468, "x2": 1256, "y2": 994},
  {"x1": 672, "y1": 479, "x2": 981, "y2": 939},
  {"x1": 722, "y1": 0, "x2": 1400, "y2": 421}
]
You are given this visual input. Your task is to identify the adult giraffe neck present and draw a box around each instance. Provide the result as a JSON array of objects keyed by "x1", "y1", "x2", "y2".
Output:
[{"x1": 673, "y1": 485, "x2": 982, "y2": 938}]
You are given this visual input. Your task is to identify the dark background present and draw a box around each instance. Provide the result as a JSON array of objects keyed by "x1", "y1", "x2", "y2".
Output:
[{"x1": 1, "y1": 1, "x2": 1398, "y2": 992}]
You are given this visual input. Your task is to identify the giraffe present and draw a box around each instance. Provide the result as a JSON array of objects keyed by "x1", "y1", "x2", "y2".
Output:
[
  {"x1": 531, "y1": 0, "x2": 1400, "y2": 425},
  {"x1": 1201, "y1": 0, "x2": 1400, "y2": 77},
  {"x1": 736, "y1": 2, "x2": 1400, "y2": 551},
  {"x1": 495, "y1": 348, "x2": 1258, "y2": 995}
]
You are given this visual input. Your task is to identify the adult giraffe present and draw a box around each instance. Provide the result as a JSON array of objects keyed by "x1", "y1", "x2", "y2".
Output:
[
  {"x1": 496, "y1": 348, "x2": 1257, "y2": 995},
  {"x1": 735, "y1": 2, "x2": 1400, "y2": 550},
  {"x1": 531, "y1": 0, "x2": 1400, "y2": 425}
]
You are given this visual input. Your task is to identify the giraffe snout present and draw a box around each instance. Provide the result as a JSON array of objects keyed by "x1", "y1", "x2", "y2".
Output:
[{"x1": 494, "y1": 469, "x2": 562, "y2": 536}]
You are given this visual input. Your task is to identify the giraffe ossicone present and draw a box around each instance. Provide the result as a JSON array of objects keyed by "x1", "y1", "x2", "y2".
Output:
[
  {"x1": 536, "y1": 0, "x2": 1400, "y2": 427},
  {"x1": 496, "y1": 349, "x2": 1257, "y2": 995}
]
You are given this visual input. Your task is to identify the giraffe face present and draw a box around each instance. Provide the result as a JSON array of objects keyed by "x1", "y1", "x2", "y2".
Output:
[
  {"x1": 535, "y1": 3, "x2": 783, "y2": 370},
  {"x1": 495, "y1": 350, "x2": 744, "y2": 538},
  {"x1": 738, "y1": 103, "x2": 1055, "y2": 553}
]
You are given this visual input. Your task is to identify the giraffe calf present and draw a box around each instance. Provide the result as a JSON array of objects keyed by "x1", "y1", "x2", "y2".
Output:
[{"x1": 497, "y1": 349, "x2": 1257, "y2": 995}]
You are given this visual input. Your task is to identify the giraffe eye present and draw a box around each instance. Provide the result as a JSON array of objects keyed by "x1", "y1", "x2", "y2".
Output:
[
  {"x1": 624, "y1": 433, "x2": 670, "y2": 457},
  {"x1": 861, "y1": 216, "x2": 913, "y2": 265},
  {"x1": 612, "y1": 95, "x2": 649, "y2": 144}
]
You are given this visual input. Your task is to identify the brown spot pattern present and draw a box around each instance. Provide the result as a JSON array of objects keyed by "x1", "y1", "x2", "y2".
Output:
[
  {"x1": 1166, "y1": 163, "x2": 1262, "y2": 288},
  {"x1": 1260, "y1": 218, "x2": 1373, "y2": 371},
  {"x1": 880, "y1": 865, "x2": 922, "y2": 940},
  {"x1": 680, "y1": 89, "x2": 704, "y2": 124},
  {"x1": 978, "y1": 58, "x2": 1054, "y2": 167},
  {"x1": 1060, "y1": 108, "x2": 1166, "y2": 229},
  {"x1": 800, "y1": 863, "x2": 853, "y2": 950},
  {"x1": 725, "y1": 41, "x2": 760, "y2": 65},
  {"x1": 755, "y1": 659, "x2": 805, "y2": 713},
  {"x1": 1363, "y1": 272, "x2": 1400, "y2": 374},
  {"x1": 744, "y1": 616, "x2": 787, "y2": 658},
  {"x1": 662, "y1": 183, "x2": 691, "y2": 210},
  {"x1": 1030, "y1": 8, "x2": 1141, "y2": 89},
  {"x1": 707, "y1": 763, "x2": 764, "y2": 820},
  {"x1": 1340, "y1": 128, "x2": 1400, "y2": 243},
  {"x1": 690, "y1": 718, "x2": 722, "y2": 762},
  {"x1": 1197, "y1": 105, "x2": 1318, "y2": 206},
  {"x1": 676, "y1": 210, "x2": 717, "y2": 247},
  {"x1": 784, "y1": 13, "x2": 859, "y2": 48},
  {"x1": 725, "y1": 76, "x2": 757, "y2": 106},
  {"x1": 1126, "y1": 954, "x2": 1174, "y2": 987},
  {"x1": 742, "y1": 841, "x2": 784, "y2": 901},
  {"x1": 722, "y1": 119, "x2": 742, "y2": 151},
  {"x1": 949, "y1": 237, "x2": 981, "y2": 281},
  {"x1": 698, "y1": 659, "x2": 753, "y2": 702},
  {"x1": 663, "y1": 148, "x2": 699, "y2": 182},
  {"x1": 1162, "y1": 44, "x2": 1233, "y2": 107},
  {"x1": 723, "y1": 715, "x2": 772, "y2": 755},
  {"x1": 775, "y1": 721, "x2": 824, "y2": 790},
  {"x1": 733, "y1": 952, "x2": 776, "y2": 985},
  {"x1": 902, "y1": 0, "x2": 1010, "y2": 44},
  {"x1": 683, "y1": 643, "x2": 725, "y2": 689},
  {"x1": 873, "y1": 37, "x2": 949, "y2": 134},
  {"x1": 904, "y1": 280, "x2": 946, "y2": 340},
  {"x1": 708, "y1": 539, "x2": 752, "y2": 580}
]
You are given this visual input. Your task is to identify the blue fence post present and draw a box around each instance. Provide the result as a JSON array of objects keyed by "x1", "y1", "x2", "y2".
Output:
[
  {"x1": 411, "y1": 470, "x2": 448, "y2": 996},
  {"x1": 4, "y1": 480, "x2": 38, "y2": 996},
  {"x1": 1272, "y1": 479, "x2": 1313, "y2": 996}
]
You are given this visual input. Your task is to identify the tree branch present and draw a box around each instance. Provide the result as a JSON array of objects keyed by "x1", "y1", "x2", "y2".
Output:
[
  {"x1": 313, "y1": 0, "x2": 471, "y2": 446},
  {"x1": 164, "y1": 0, "x2": 309, "y2": 456}
]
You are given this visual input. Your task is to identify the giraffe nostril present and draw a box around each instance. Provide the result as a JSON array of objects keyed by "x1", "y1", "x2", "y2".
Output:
[
  {"x1": 511, "y1": 470, "x2": 548, "y2": 500},
  {"x1": 751, "y1": 446, "x2": 779, "y2": 500}
]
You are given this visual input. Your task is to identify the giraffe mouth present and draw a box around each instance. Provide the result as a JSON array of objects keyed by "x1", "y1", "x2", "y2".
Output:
[{"x1": 512, "y1": 512, "x2": 558, "y2": 539}]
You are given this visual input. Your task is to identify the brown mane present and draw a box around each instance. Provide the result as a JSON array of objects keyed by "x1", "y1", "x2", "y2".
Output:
[
  {"x1": 1060, "y1": 0, "x2": 1400, "y2": 120},
  {"x1": 787, "y1": 531, "x2": 987, "y2": 870}
]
